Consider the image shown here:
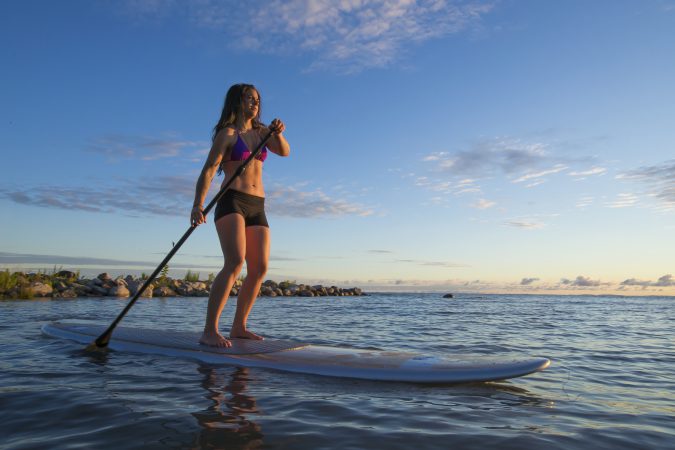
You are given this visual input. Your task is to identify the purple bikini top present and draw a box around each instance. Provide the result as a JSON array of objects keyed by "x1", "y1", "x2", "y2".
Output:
[{"x1": 227, "y1": 132, "x2": 268, "y2": 163}]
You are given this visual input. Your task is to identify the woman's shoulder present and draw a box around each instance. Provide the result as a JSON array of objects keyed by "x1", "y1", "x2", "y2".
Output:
[
  {"x1": 212, "y1": 126, "x2": 238, "y2": 151},
  {"x1": 215, "y1": 126, "x2": 238, "y2": 142},
  {"x1": 218, "y1": 125, "x2": 238, "y2": 137}
]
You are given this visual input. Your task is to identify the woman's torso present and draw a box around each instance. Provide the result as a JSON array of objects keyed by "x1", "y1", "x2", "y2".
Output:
[{"x1": 220, "y1": 128, "x2": 267, "y2": 197}]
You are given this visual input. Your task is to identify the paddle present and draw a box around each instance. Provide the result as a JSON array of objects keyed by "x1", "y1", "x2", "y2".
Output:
[{"x1": 86, "y1": 128, "x2": 276, "y2": 351}]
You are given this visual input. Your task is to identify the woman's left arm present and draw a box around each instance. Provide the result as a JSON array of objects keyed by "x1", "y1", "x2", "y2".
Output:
[{"x1": 264, "y1": 118, "x2": 290, "y2": 157}]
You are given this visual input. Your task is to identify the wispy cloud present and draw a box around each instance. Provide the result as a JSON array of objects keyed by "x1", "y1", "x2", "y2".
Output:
[
  {"x1": 605, "y1": 193, "x2": 638, "y2": 209},
  {"x1": 512, "y1": 164, "x2": 567, "y2": 184},
  {"x1": 395, "y1": 258, "x2": 468, "y2": 269},
  {"x1": 0, "y1": 251, "x2": 230, "y2": 273},
  {"x1": 471, "y1": 198, "x2": 496, "y2": 209},
  {"x1": 419, "y1": 137, "x2": 608, "y2": 190},
  {"x1": 266, "y1": 185, "x2": 374, "y2": 217},
  {"x1": 2, "y1": 176, "x2": 193, "y2": 217},
  {"x1": 616, "y1": 159, "x2": 675, "y2": 211},
  {"x1": 86, "y1": 134, "x2": 209, "y2": 161},
  {"x1": 560, "y1": 275, "x2": 606, "y2": 287},
  {"x1": 569, "y1": 167, "x2": 607, "y2": 179},
  {"x1": 2, "y1": 178, "x2": 375, "y2": 219},
  {"x1": 575, "y1": 196, "x2": 594, "y2": 208},
  {"x1": 0, "y1": 251, "x2": 158, "y2": 267},
  {"x1": 620, "y1": 274, "x2": 675, "y2": 288},
  {"x1": 123, "y1": 0, "x2": 496, "y2": 72},
  {"x1": 413, "y1": 174, "x2": 483, "y2": 198},
  {"x1": 426, "y1": 138, "x2": 552, "y2": 178},
  {"x1": 415, "y1": 138, "x2": 576, "y2": 200},
  {"x1": 503, "y1": 219, "x2": 544, "y2": 230},
  {"x1": 520, "y1": 277, "x2": 539, "y2": 285}
]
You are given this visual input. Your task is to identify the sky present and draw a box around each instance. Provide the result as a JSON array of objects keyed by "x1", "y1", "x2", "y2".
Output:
[{"x1": 1, "y1": 0, "x2": 674, "y2": 295}]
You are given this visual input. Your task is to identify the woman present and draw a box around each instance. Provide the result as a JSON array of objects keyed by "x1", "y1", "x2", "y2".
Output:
[{"x1": 191, "y1": 83, "x2": 290, "y2": 348}]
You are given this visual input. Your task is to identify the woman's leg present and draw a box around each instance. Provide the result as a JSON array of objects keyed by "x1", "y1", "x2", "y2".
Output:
[
  {"x1": 230, "y1": 225, "x2": 270, "y2": 340},
  {"x1": 200, "y1": 213, "x2": 246, "y2": 347}
]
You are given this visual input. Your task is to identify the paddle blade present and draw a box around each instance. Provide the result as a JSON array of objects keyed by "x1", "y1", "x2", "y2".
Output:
[{"x1": 84, "y1": 334, "x2": 111, "y2": 353}]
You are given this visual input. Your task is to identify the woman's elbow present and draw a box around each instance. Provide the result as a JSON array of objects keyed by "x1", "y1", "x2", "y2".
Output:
[{"x1": 277, "y1": 146, "x2": 290, "y2": 157}]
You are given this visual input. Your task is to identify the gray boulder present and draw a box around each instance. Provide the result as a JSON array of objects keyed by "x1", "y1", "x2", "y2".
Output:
[
  {"x1": 153, "y1": 286, "x2": 177, "y2": 297},
  {"x1": 97, "y1": 273, "x2": 112, "y2": 282},
  {"x1": 56, "y1": 270, "x2": 78, "y2": 279},
  {"x1": 127, "y1": 280, "x2": 153, "y2": 297}
]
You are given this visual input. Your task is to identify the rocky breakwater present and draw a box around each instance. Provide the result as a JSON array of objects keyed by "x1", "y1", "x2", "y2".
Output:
[{"x1": 0, "y1": 270, "x2": 366, "y2": 299}]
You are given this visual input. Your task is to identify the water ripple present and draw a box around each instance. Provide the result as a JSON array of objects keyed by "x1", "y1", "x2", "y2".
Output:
[{"x1": 1, "y1": 294, "x2": 673, "y2": 449}]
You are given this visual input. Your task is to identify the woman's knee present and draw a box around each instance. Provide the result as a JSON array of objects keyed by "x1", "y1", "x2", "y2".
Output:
[
  {"x1": 247, "y1": 262, "x2": 268, "y2": 280},
  {"x1": 223, "y1": 255, "x2": 245, "y2": 274}
]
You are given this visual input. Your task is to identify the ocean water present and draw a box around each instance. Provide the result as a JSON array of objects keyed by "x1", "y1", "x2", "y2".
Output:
[{"x1": 1, "y1": 293, "x2": 673, "y2": 449}]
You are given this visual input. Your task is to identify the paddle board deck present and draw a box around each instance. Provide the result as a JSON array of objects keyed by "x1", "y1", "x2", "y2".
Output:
[{"x1": 42, "y1": 322, "x2": 550, "y2": 383}]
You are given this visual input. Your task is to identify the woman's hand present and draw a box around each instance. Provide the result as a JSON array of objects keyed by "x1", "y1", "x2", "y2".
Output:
[
  {"x1": 191, "y1": 205, "x2": 205, "y2": 226},
  {"x1": 266, "y1": 118, "x2": 290, "y2": 157},
  {"x1": 269, "y1": 118, "x2": 285, "y2": 134}
]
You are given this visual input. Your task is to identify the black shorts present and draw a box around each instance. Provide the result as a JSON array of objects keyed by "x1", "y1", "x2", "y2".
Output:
[{"x1": 214, "y1": 190, "x2": 269, "y2": 227}]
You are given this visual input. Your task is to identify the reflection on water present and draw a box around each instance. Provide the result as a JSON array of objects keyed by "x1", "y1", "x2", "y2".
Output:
[
  {"x1": 71, "y1": 347, "x2": 110, "y2": 367},
  {"x1": 482, "y1": 382, "x2": 556, "y2": 409},
  {"x1": 192, "y1": 366, "x2": 263, "y2": 449}
]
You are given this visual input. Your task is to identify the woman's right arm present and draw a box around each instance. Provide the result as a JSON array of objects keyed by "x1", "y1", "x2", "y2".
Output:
[{"x1": 190, "y1": 129, "x2": 232, "y2": 226}]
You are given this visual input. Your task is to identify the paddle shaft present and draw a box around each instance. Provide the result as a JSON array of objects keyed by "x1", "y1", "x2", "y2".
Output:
[{"x1": 91, "y1": 129, "x2": 275, "y2": 348}]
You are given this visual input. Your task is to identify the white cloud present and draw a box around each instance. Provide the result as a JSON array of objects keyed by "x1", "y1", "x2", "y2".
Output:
[
  {"x1": 525, "y1": 179, "x2": 545, "y2": 188},
  {"x1": 86, "y1": 134, "x2": 209, "y2": 161},
  {"x1": 124, "y1": 0, "x2": 496, "y2": 72},
  {"x1": 2, "y1": 178, "x2": 374, "y2": 219},
  {"x1": 503, "y1": 219, "x2": 544, "y2": 230},
  {"x1": 512, "y1": 164, "x2": 567, "y2": 183},
  {"x1": 569, "y1": 167, "x2": 607, "y2": 178},
  {"x1": 471, "y1": 198, "x2": 496, "y2": 209},
  {"x1": 605, "y1": 193, "x2": 638, "y2": 209},
  {"x1": 266, "y1": 185, "x2": 374, "y2": 217},
  {"x1": 560, "y1": 275, "x2": 604, "y2": 287},
  {"x1": 395, "y1": 258, "x2": 468, "y2": 268},
  {"x1": 423, "y1": 152, "x2": 448, "y2": 162},
  {"x1": 617, "y1": 160, "x2": 675, "y2": 211},
  {"x1": 621, "y1": 274, "x2": 675, "y2": 287},
  {"x1": 3, "y1": 176, "x2": 193, "y2": 217},
  {"x1": 575, "y1": 196, "x2": 594, "y2": 208},
  {"x1": 0, "y1": 251, "x2": 158, "y2": 267},
  {"x1": 424, "y1": 138, "x2": 552, "y2": 178}
]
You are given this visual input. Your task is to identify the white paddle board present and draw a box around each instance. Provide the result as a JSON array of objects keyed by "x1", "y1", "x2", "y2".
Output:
[{"x1": 42, "y1": 322, "x2": 550, "y2": 383}]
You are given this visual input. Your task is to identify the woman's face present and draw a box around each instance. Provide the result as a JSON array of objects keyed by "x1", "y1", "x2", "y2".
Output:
[{"x1": 241, "y1": 89, "x2": 260, "y2": 119}]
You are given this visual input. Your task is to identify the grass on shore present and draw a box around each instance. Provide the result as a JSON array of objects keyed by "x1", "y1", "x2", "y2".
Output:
[
  {"x1": 185, "y1": 270, "x2": 200, "y2": 282},
  {"x1": 1, "y1": 267, "x2": 81, "y2": 299},
  {"x1": 0, "y1": 270, "x2": 20, "y2": 291}
]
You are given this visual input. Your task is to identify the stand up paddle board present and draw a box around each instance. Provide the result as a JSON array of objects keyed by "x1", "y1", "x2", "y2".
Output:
[{"x1": 42, "y1": 322, "x2": 550, "y2": 383}]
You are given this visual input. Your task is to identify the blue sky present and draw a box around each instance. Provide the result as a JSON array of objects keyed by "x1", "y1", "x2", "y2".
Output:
[{"x1": 1, "y1": 0, "x2": 674, "y2": 294}]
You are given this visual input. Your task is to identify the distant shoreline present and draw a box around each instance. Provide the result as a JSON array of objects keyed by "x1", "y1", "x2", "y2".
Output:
[
  {"x1": 0, "y1": 270, "x2": 366, "y2": 300},
  {"x1": 1, "y1": 269, "x2": 672, "y2": 299}
]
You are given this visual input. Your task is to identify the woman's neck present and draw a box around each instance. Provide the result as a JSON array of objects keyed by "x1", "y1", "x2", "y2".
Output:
[{"x1": 235, "y1": 117, "x2": 254, "y2": 131}]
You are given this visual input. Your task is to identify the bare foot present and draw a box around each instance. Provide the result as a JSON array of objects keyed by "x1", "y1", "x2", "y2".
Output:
[
  {"x1": 230, "y1": 329, "x2": 264, "y2": 340},
  {"x1": 199, "y1": 330, "x2": 232, "y2": 348}
]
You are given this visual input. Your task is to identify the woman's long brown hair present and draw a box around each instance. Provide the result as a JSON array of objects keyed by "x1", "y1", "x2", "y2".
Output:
[{"x1": 212, "y1": 83, "x2": 263, "y2": 143}]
